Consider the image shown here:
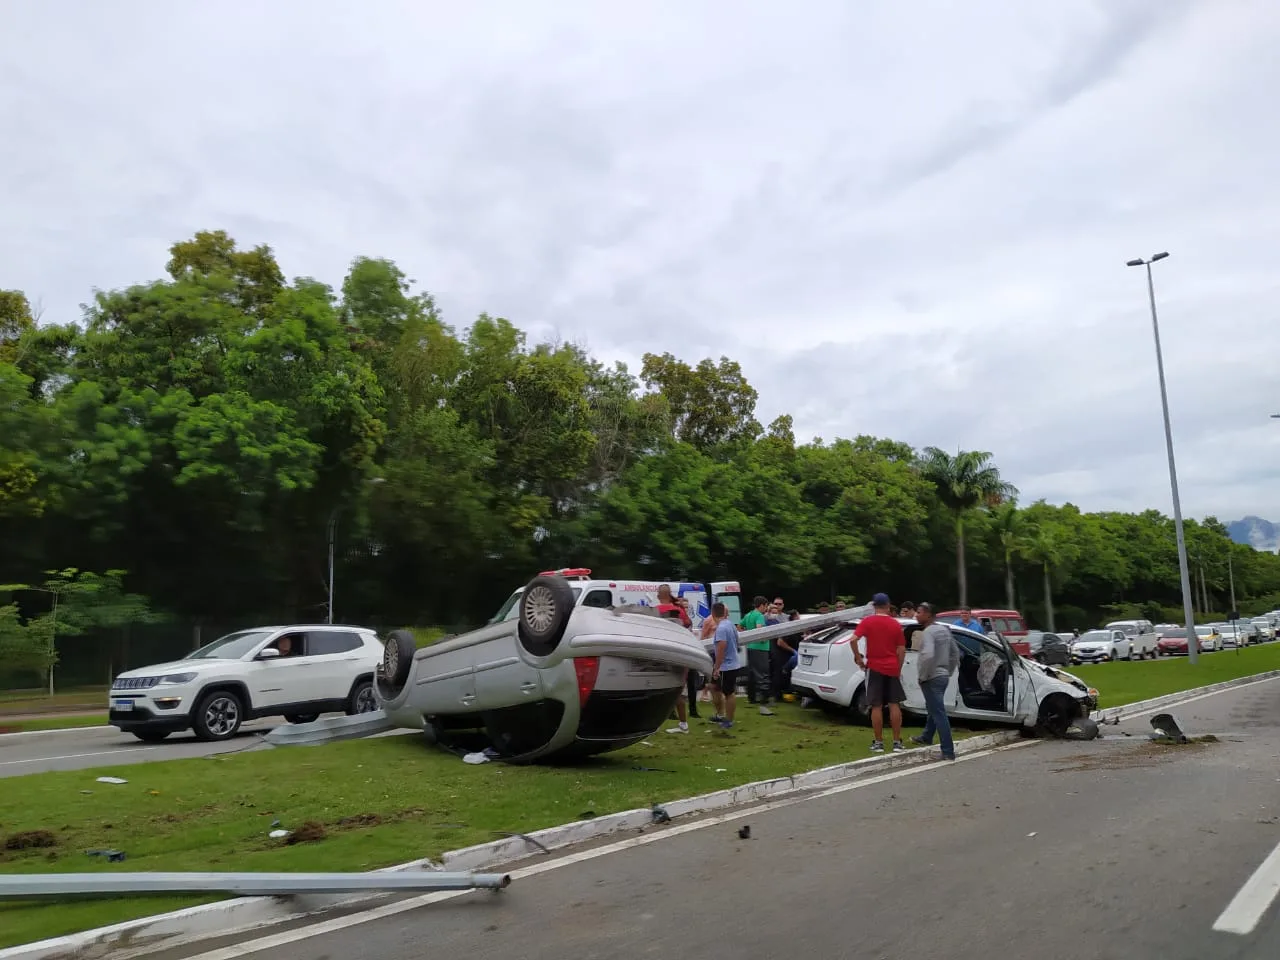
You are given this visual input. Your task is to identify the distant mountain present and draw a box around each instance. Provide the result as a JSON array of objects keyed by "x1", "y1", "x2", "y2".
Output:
[{"x1": 1227, "y1": 516, "x2": 1280, "y2": 553}]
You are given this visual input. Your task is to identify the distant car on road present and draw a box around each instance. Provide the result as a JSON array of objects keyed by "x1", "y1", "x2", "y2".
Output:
[
  {"x1": 1071, "y1": 629, "x2": 1131, "y2": 663},
  {"x1": 1250, "y1": 618, "x2": 1276, "y2": 641},
  {"x1": 1157, "y1": 627, "x2": 1193, "y2": 656},
  {"x1": 109, "y1": 625, "x2": 384, "y2": 742},
  {"x1": 1104, "y1": 620, "x2": 1158, "y2": 659},
  {"x1": 1194, "y1": 625, "x2": 1222, "y2": 652},
  {"x1": 375, "y1": 573, "x2": 712, "y2": 763}
]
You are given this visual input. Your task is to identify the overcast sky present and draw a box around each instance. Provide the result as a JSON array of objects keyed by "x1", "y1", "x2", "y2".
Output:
[{"x1": 4, "y1": 0, "x2": 1279, "y2": 522}]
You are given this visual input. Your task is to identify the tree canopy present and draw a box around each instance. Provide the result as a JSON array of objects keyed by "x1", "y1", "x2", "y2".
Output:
[{"x1": 3, "y1": 231, "x2": 1278, "y2": 685}]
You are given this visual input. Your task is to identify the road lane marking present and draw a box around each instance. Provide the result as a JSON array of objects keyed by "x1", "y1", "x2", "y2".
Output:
[
  {"x1": 1213, "y1": 838, "x2": 1280, "y2": 935},
  {"x1": 0, "y1": 748, "x2": 157, "y2": 767},
  {"x1": 178, "y1": 738, "x2": 1039, "y2": 960}
]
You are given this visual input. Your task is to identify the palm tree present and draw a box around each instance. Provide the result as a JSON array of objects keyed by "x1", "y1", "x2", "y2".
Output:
[
  {"x1": 918, "y1": 448, "x2": 1017, "y2": 606},
  {"x1": 991, "y1": 501, "x2": 1023, "y2": 610},
  {"x1": 1022, "y1": 523, "x2": 1063, "y2": 633}
]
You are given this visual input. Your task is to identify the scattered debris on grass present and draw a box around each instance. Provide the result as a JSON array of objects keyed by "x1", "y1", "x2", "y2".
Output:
[
  {"x1": 95, "y1": 776, "x2": 128, "y2": 785},
  {"x1": 86, "y1": 848, "x2": 126, "y2": 862},
  {"x1": 337, "y1": 813, "x2": 383, "y2": 828},
  {"x1": 5, "y1": 829, "x2": 57, "y2": 851},
  {"x1": 268, "y1": 829, "x2": 291, "y2": 840},
  {"x1": 284, "y1": 821, "x2": 327, "y2": 844}
]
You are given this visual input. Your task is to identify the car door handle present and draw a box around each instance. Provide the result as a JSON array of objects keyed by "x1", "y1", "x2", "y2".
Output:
[
  {"x1": 461, "y1": 694, "x2": 476, "y2": 705},
  {"x1": 520, "y1": 681, "x2": 538, "y2": 693}
]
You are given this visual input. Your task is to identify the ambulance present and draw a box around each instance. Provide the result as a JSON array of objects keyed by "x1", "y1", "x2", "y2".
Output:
[{"x1": 489, "y1": 569, "x2": 744, "y2": 630}]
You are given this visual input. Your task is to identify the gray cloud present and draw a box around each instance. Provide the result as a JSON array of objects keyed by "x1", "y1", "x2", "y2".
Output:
[{"x1": 3, "y1": 0, "x2": 1279, "y2": 522}]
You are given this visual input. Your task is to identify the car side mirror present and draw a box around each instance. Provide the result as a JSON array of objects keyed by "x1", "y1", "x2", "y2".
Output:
[{"x1": 256, "y1": 647, "x2": 281, "y2": 660}]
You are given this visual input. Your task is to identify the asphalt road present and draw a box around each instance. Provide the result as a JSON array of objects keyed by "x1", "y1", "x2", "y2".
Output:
[
  {"x1": 151, "y1": 675, "x2": 1280, "y2": 960},
  {"x1": 0, "y1": 721, "x2": 281, "y2": 777}
]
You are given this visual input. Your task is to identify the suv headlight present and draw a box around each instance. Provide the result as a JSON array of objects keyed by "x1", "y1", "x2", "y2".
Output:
[{"x1": 159, "y1": 672, "x2": 197, "y2": 684}]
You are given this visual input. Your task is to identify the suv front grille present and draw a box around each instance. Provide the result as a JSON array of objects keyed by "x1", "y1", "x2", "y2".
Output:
[{"x1": 112, "y1": 676, "x2": 160, "y2": 690}]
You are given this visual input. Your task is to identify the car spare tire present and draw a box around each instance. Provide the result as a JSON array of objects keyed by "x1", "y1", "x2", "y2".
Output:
[
  {"x1": 383, "y1": 629, "x2": 416, "y2": 689},
  {"x1": 517, "y1": 574, "x2": 576, "y2": 657}
]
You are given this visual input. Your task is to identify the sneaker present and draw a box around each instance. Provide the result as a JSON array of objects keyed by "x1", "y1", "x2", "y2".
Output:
[
  {"x1": 870, "y1": 740, "x2": 884, "y2": 753},
  {"x1": 709, "y1": 714, "x2": 726, "y2": 724},
  {"x1": 892, "y1": 740, "x2": 904, "y2": 753},
  {"x1": 719, "y1": 720, "x2": 735, "y2": 730},
  {"x1": 758, "y1": 706, "x2": 775, "y2": 716},
  {"x1": 666, "y1": 722, "x2": 689, "y2": 734},
  {"x1": 909, "y1": 735, "x2": 929, "y2": 746}
]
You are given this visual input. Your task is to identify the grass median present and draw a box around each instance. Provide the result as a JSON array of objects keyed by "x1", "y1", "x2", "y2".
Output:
[
  {"x1": 0, "y1": 702, "x2": 943, "y2": 947},
  {"x1": 1067, "y1": 641, "x2": 1280, "y2": 708}
]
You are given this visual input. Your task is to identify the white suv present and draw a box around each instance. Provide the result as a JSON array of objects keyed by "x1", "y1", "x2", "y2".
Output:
[{"x1": 108, "y1": 625, "x2": 384, "y2": 742}]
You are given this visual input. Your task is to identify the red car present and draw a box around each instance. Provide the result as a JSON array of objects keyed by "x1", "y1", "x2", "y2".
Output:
[{"x1": 1157, "y1": 628, "x2": 1191, "y2": 656}]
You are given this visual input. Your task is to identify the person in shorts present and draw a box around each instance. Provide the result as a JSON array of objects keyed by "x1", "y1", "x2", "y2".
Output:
[
  {"x1": 711, "y1": 602, "x2": 741, "y2": 729},
  {"x1": 853, "y1": 592, "x2": 907, "y2": 753}
]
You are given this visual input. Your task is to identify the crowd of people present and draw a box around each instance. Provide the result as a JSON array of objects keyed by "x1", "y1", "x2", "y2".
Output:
[{"x1": 660, "y1": 590, "x2": 962, "y2": 762}]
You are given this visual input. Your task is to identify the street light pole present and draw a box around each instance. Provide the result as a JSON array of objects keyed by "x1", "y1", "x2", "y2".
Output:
[
  {"x1": 1126, "y1": 252, "x2": 1198, "y2": 663},
  {"x1": 325, "y1": 477, "x2": 385, "y2": 625}
]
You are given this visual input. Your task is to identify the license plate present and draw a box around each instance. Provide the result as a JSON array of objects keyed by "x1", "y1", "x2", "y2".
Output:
[
  {"x1": 802, "y1": 655, "x2": 814, "y2": 665},
  {"x1": 112, "y1": 699, "x2": 135, "y2": 711}
]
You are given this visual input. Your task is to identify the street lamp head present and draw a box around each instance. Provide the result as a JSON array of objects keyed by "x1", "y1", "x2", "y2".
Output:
[
  {"x1": 1151, "y1": 251, "x2": 1170, "y2": 262},
  {"x1": 1125, "y1": 258, "x2": 1145, "y2": 267}
]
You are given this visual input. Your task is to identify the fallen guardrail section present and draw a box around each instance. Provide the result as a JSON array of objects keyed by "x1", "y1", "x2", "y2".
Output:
[
  {"x1": 263, "y1": 709, "x2": 394, "y2": 747},
  {"x1": 0, "y1": 870, "x2": 510, "y2": 900}
]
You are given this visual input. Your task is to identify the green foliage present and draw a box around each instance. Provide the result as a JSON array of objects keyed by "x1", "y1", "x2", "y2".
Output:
[{"x1": 4, "y1": 229, "x2": 1280, "y2": 655}]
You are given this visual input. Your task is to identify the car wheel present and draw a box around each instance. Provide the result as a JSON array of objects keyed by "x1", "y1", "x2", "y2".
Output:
[
  {"x1": 132, "y1": 730, "x2": 170, "y2": 743},
  {"x1": 347, "y1": 679, "x2": 377, "y2": 715},
  {"x1": 1035, "y1": 694, "x2": 1079, "y2": 738},
  {"x1": 285, "y1": 713, "x2": 320, "y2": 724},
  {"x1": 382, "y1": 630, "x2": 416, "y2": 689},
  {"x1": 849, "y1": 684, "x2": 872, "y2": 725},
  {"x1": 193, "y1": 690, "x2": 244, "y2": 741},
  {"x1": 516, "y1": 574, "x2": 576, "y2": 658}
]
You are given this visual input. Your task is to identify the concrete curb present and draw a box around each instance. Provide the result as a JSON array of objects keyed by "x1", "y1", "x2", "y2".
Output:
[{"x1": 8, "y1": 669, "x2": 1280, "y2": 960}]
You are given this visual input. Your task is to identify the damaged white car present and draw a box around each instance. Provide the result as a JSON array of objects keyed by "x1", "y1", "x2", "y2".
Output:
[
  {"x1": 374, "y1": 574, "x2": 713, "y2": 763},
  {"x1": 791, "y1": 618, "x2": 1098, "y2": 737}
]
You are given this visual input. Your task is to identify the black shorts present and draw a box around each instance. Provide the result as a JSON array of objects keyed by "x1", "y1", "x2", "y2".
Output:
[
  {"x1": 717, "y1": 668, "x2": 740, "y2": 694},
  {"x1": 864, "y1": 669, "x2": 905, "y2": 707}
]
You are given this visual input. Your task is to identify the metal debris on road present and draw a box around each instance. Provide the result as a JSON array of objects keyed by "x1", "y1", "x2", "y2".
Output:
[{"x1": 738, "y1": 826, "x2": 751, "y2": 840}]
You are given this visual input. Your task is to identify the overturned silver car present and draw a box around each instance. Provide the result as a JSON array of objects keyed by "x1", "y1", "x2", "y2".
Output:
[{"x1": 374, "y1": 575, "x2": 713, "y2": 763}]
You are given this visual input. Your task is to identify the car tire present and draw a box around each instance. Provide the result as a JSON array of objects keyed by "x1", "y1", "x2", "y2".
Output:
[
  {"x1": 192, "y1": 690, "x2": 244, "y2": 741},
  {"x1": 346, "y1": 679, "x2": 377, "y2": 715},
  {"x1": 383, "y1": 630, "x2": 416, "y2": 689},
  {"x1": 516, "y1": 575, "x2": 576, "y2": 658},
  {"x1": 285, "y1": 713, "x2": 320, "y2": 724},
  {"x1": 132, "y1": 730, "x2": 171, "y2": 743},
  {"x1": 1035, "y1": 693, "x2": 1079, "y2": 738},
  {"x1": 849, "y1": 684, "x2": 871, "y2": 725}
]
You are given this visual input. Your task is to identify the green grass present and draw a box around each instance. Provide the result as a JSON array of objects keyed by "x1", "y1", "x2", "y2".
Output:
[
  {"x1": 0, "y1": 713, "x2": 107, "y2": 734},
  {"x1": 0, "y1": 688, "x2": 108, "y2": 715},
  {"x1": 1068, "y1": 641, "x2": 1280, "y2": 709},
  {"x1": 0, "y1": 701, "x2": 943, "y2": 947},
  {"x1": 409, "y1": 626, "x2": 447, "y2": 648}
]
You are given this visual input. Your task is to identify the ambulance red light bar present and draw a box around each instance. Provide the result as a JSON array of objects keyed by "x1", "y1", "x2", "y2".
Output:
[{"x1": 538, "y1": 567, "x2": 593, "y2": 580}]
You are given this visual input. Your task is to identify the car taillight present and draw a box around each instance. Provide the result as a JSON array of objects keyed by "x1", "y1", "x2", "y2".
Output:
[{"x1": 573, "y1": 656, "x2": 600, "y2": 707}]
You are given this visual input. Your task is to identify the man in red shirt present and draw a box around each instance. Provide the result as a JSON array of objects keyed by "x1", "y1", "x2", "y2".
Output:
[{"x1": 853, "y1": 592, "x2": 907, "y2": 753}]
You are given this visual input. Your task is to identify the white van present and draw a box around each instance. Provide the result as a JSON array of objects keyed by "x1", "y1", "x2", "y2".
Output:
[
  {"x1": 490, "y1": 569, "x2": 743, "y2": 631},
  {"x1": 1103, "y1": 620, "x2": 1158, "y2": 660}
]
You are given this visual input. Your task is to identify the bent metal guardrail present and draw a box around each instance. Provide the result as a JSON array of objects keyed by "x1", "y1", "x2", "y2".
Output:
[{"x1": 0, "y1": 870, "x2": 511, "y2": 900}]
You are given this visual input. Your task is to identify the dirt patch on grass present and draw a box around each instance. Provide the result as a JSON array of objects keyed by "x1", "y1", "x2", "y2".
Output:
[
  {"x1": 284, "y1": 820, "x2": 327, "y2": 844},
  {"x1": 1052, "y1": 738, "x2": 1216, "y2": 773},
  {"x1": 4, "y1": 829, "x2": 58, "y2": 851}
]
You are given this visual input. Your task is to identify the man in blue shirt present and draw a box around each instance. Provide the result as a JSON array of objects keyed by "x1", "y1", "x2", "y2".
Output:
[
  {"x1": 711, "y1": 602, "x2": 741, "y2": 729},
  {"x1": 954, "y1": 607, "x2": 986, "y2": 633}
]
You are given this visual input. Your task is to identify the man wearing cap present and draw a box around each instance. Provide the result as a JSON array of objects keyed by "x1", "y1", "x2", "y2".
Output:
[{"x1": 853, "y1": 593, "x2": 907, "y2": 753}]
